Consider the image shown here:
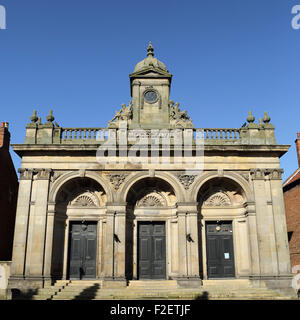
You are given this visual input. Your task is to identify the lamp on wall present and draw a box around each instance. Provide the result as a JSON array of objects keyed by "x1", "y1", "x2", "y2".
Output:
[
  {"x1": 186, "y1": 233, "x2": 194, "y2": 242},
  {"x1": 114, "y1": 234, "x2": 121, "y2": 243}
]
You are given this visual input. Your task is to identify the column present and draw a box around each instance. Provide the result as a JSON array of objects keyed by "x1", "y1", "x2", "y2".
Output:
[
  {"x1": 103, "y1": 204, "x2": 127, "y2": 287},
  {"x1": 245, "y1": 202, "x2": 261, "y2": 276},
  {"x1": 10, "y1": 169, "x2": 34, "y2": 279},
  {"x1": 103, "y1": 210, "x2": 114, "y2": 279},
  {"x1": 268, "y1": 169, "x2": 291, "y2": 275},
  {"x1": 250, "y1": 169, "x2": 278, "y2": 276},
  {"x1": 24, "y1": 169, "x2": 52, "y2": 280},
  {"x1": 176, "y1": 203, "x2": 202, "y2": 286},
  {"x1": 43, "y1": 202, "x2": 55, "y2": 285},
  {"x1": 114, "y1": 208, "x2": 126, "y2": 280}
]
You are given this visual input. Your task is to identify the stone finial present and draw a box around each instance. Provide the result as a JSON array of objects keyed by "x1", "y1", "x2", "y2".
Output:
[
  {"x1": 147, "y1": 42, "x2": 154, "y2": 57},
  {"x1": 246, "y1": 111, "x2": 255, "y2": 123},
  {"x1": 46, "y1": 109, "x2": 55, "y2": 123},
  {"x1": 30, "y1": 110, "x2": 38, "y2": 123},
  {"x1": 263, "y1": 111, "x2": 270, "y2": 124}
]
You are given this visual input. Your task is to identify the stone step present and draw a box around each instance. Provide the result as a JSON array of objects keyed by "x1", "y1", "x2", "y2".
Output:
[{"x1": 128, "y1": 280, "x2": 178, "y2": 288}]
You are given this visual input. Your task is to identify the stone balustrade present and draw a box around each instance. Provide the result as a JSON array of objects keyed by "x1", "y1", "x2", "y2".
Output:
[{"x1": 23, "y1": 125, "x2": 278, "y2": 145}]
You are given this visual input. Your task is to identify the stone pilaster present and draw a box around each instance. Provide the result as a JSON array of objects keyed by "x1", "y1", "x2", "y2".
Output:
[
  {"x1": 250, "y1": 169, "x2": 278, "y2": 276},
  {"x1": 267, "y1": 169, "x2": 291, "y2": 275},
  {"x1": 103, "y1": 204, "x2": 127, "y2": 282},
  {"x1": 245, "y1": 202, "x2": 260, "y2": 276},
  {"x1": 9, "y1": 169, "x2": 34, "y2": 280},
  {"x1": 43, "y1": 202, "x2": 56, "y2": 285},
  {"x1": 24, "y1": 169, "x2": 52, "y2": 283},
  {"x1": 176, "y1": 203, "x2": 202, "y2": 287}
]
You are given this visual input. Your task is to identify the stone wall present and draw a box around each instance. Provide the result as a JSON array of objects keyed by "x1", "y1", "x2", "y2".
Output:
[{"x1": 0, "y1": 262, "x2": 11, "y2": 299}]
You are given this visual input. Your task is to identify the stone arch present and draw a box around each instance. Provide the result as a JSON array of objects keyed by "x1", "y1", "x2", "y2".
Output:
[
  {"x1": 120, "y1": 171, "x2": 185, "y2": 204},
  {"x1": 50, "y1": 173, "x2": 110, "y2": 280},
  {"x1": 49, "y1": 171, "x2": 113, "y2": 204},
  {"x1": 123, "y1": 173, "x2": 182, "y2": 280},
  {"x1": 193, "y1": 173, "x2": 252, "y2": 280},
  {"x1": 190, "y1": 171, "x2": 253, "y2": 204},
  {"x1": 55, "y1": 177, "x2": 107, "y2": 210}
]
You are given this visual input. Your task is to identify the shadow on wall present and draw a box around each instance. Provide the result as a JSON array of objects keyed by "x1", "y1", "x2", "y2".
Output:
[{"x1": 195, "y1": 291, "x2": 209, "y2": 300}]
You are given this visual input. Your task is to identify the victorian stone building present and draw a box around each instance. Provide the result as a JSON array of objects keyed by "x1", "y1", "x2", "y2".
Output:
[{"x1": 9, "y1": 44, "x2": 292, "y2": 294}]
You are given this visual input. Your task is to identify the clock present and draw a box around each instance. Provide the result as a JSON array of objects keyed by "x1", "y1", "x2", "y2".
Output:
[{"x1": 144, "y1": 90, "x2": 158, "y2": 103}]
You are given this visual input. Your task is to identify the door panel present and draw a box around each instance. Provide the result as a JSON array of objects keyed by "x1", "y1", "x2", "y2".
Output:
[
  {"x1": 68, "y1": 222, "x2": 97, "y2": 279},
  {"x1": 138, "y1": 222, "x2": 166, "y2": 279},
  {"x1": 206, "y1": 222, "x2": 235, "y2": 278}
]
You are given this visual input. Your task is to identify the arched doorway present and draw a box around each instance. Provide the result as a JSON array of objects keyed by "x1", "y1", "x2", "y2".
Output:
[
  {"x1": 197, "y1": 177, "x2": 248, "y2": 279},
  {"x1": 125, "y1": 177, "x2": 177, "y2": 280},
  {"x1": 51, "y1": 177, "x2": 107, "y2": 280}
]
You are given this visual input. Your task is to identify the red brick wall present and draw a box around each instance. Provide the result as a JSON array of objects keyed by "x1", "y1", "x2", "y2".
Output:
[
  {"x1": 0, "y1": 123, "x2": 18, "y2": 261},
  {"x1": 284, "y1": 183, "x2": 300, "y2": 270}
]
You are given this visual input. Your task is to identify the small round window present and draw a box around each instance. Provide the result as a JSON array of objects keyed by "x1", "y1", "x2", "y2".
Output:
[{"x1": 144, "y1": 90, "x2": 158, "y2": 103}]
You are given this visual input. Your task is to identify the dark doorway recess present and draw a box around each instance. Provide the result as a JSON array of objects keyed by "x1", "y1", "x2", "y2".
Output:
[
  {"x1": 206, "y1": 221, "x2": 235, "y2": 278},
  {"x1": 138, "y1": 222, "x2": 166, "y2": 279},
  {"x1": 68, "y1": 221, "x2": 97, "y2": 280}
]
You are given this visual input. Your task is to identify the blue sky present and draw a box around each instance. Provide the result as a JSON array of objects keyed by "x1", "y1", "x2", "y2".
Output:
[{"x1": 0, "y1": 0, "x2": 299, "y2": 181}]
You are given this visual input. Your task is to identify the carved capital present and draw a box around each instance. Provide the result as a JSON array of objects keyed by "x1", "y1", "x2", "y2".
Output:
[
  {"x1": 250, "y1": 168, "x2": 266, "y2": 180},
  {"x1": 35, "y1": 168, "x2": 52, "y2": 180},
  {"x1": 267, "y1": 169, "x2": 283, "y2": 180},
  {"x1": 18, "y1": 168, "x2": 34, "y2": 180}
]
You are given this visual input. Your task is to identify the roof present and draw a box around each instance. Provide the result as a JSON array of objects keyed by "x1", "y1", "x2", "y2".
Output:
[
  {"x1": 283, "y1": 168, "x2": 300, "y2": 189},
  {"x1": 133, "y1": 42, "x2": 168, "y2": 73}
]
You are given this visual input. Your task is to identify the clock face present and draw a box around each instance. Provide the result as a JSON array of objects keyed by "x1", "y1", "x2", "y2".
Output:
[{"x1": 144, "y1": 90, "x2": 158, "y2": 103}]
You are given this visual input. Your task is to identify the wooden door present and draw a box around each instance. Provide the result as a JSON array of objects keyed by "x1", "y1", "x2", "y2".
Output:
[
  {"x1": 206, "y1": 221, "x2": 235, "y2": 278},
  {"x1": 138, "y1": 222, "x2": 166, "y2": 279},
  {"x1": 68, "y1": 222, "x2": 97, "y2": 279}
]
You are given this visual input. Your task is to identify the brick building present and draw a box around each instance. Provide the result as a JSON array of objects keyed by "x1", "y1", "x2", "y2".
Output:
[
  {"x1": 283, "y1": 133, "x2": 300, "y2": 272},
  {"x1": 0, "y1": 122, "x2": 18, "y2": 260}
]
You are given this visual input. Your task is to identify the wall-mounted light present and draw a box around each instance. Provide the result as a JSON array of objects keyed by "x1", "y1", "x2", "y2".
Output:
[
  {"x1": 186, "y1": 233, "x2": 194, "y2": 242},
  {"x1": 114, "y1": 234, "x2": 121, "y2": 243}
]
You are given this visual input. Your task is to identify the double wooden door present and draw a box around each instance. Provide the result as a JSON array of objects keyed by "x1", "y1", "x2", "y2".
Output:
[
  {"x1": 138, "y1": 222, "x2": 166, "y2": 279},
  {"x1": 68, "y1": 222, "x2": 97, "y2": 279},
  {"x1": 206, "y1": 221, "x2": 235, "y2": 278}
]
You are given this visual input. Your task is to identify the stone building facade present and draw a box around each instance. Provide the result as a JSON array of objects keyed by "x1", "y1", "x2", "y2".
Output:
[
  {"x1": 9, "y1": 44, "x2": 292, "y2": 292},
  {"x1": 283, "y1": 133, "x2": 300, "y2": 271}
]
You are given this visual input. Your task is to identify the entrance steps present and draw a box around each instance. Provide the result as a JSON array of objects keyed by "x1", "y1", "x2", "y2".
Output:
[{"x1": 12, "y1": 279, "x2": 298, "y2": 300}]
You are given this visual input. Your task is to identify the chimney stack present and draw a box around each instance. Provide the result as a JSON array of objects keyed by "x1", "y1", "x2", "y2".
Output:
[
  {"x1": 295, "y1": 132, "x2": 300, "y2": 168},
  {"x1": 0, "y1": 122, "x2": 10, "y2": 149}
]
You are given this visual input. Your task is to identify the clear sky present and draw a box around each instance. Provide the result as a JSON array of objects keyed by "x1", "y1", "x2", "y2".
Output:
[{"x1": 0, "y1": 0, "x2": 299, "y2": 181}]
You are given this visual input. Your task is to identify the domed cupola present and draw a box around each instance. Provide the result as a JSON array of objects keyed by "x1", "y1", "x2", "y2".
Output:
[
  {"x1": 129, "y1": 43, "x2": 172, "y2": 129},
  {"x1": 133, "y1": 42, "x2": 168, "y2": 73}
]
